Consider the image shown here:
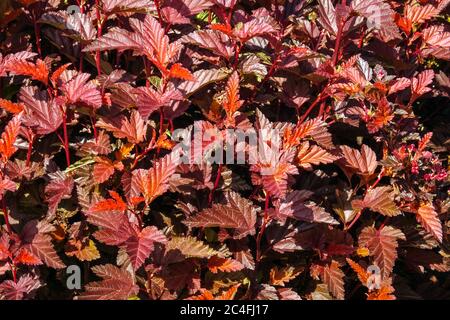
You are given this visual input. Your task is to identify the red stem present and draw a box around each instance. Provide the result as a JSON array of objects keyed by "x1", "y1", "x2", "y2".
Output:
[
  {"x1": 26, "y1": 136, "x2": 34, "y2": 167},
  {"x1": 2, "y1": 197, "x2": 12, "y2": 234},
  {"x1": 332, "y1": 17, "x2": 346, "y2": 67},
  {"x1": 10, "y1": 262, "x2": 17, "y2": 283},
  {"x1": 33, "y1": 15, "x2": 42, "y2": 57},
  {"x1": 346, "y1": 169, "x2": 386, "y2": 231},
  {"x1": 248, "y1": 52, "x2": 279, "y2": 103},
  {"x1": 154, "y1": 0, "x2": 163, "y2": 24},
  {"x1": 95, "y1": 0, "x2": 103, "y2": 75},
  {"x1": 318, "y1": 100, "x2": 326, "y2": 118},
  {"x1": 91, "y1": 113, "x2": 98, "y2": 141},
  {"x1": 256, "y1": 194, "x2": 270, "y2": 263},
  {"x1": 62, "y1": 111, "x2": 71, "y2": 167},
  {"x1": 159, "y1": 108, "x2": 164, "y2": 134},
  {"x1": 358, "y1": 25, "x2": 366, "y2": 49},
  {"x1": 297, "y1": 93, "x2": 328, "y2": 125},
  {"x1": 79, "y1": 50, "x2": 84, "y2": 72},
  {"x1": 379, "y1": 217, "x2": 390, "y2": 230},
  {"x1": 232, "y1": 42, "x2": 241, "y2": 70},
  {"x1": 208, "y1": 163, "x2": 223, "y2": 204}
]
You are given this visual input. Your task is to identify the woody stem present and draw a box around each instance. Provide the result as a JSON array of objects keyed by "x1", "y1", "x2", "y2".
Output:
[
  {"x1": 256, "y1": 194, "x2": 270, "y2": 263},
  {"x1": 2, "y1": 197, "x2": 12, "y2": 234},
  {"x1": 209, "y1": 164, "x2": 223, "y2": 204}
]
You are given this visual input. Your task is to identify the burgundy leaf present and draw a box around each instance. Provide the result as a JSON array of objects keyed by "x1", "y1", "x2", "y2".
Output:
[
  {"x1": 184, "y1": 191, "x2": 258, "y2": 239},
  {"x1": 19, "y1": 86, "x2": 63, "y2": 135},
  {"x1": 78, "y1": 264, "x2": 139, "y2": 300},
  {"x1": 125, "y1": 226, "x2": 167, "y2": 270}
]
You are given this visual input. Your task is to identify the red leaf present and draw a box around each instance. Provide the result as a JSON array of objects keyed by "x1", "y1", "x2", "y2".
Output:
[
  {"x1": 182, "y1": 29, "x2": 234, "y2": 58},
  {"x1": 19, "y1": 86, "x2": 63, "y2": 135},
  {"x1": 134, "y1": 86, "x2": 183, "y2": 119},
  {"x1": 233, "y1": 16, "x2": 277, "y2": 42},
  {"x1": 388, "y1": 77, "x2": 411, "y2": 95},
  {"x1": 351, "y1": 186, "x2": 400, "y2": 217},
  {"x1": 0, "y1": 275, "x2": 41, "y2": 300},
  {"x1": 0, "y1": 115, "x2": 21, "y2": 164},
  {"x1": 45, "y1": 171, "x2": 74, "y2": 216},
  {"x1": 411, "y1": 69, "x2": 435, "y2": 97},
  {"x1": 78, "y1": 264, "x2": 139, "y2": 300},
  {"x1": 359, "y1": 225, "x2": 405, "y2": 277},
  {"x1": 277, "y1": 190, "x2": 339, "y2": 225},
  {"x1": 161, "y1": 0, "x2": 213, "y2": 25},
  {"x1": 352, "y1": 0, "x2": 401, "y2": 41},
  {"x1": 0, "y1": 175, "x2": 16, "y2": 201},
  {"x1": 296, "y1": 141, "x2": 339, "y2": 170},
  {"x1": 416, "y1": 204, "x2": 443, "y2": 243},
  {"x1": 125, "y1": 226, "x2": 167, "y2": 270},
  {"x1": 422, "y1": 25, "x2": 450, "y2": 48},
  {"x1": 311, "y1": 261, "x2": 345, "y2": 300},
  {"x1": 24, "y1": 233, "x2": 65, "y2": 269},
  {"x1": 339, "y1": 144, "x2": 377, "y2": 178},
  {"x1": 134, "y1": 151, "x2": 180, "y2": 204},
  {"x1": 97, "y1": 110, "x2": 148, "y2": 144},
  {"x1": 102, "y1": 0, "x2": 155, "y2": 13},
  {"x1": 84, "y1": 15, "x2": 180, "y2": 74},
  {"x1": 405, "y1": 3, "x2": 441, "y2": 24},
  {"x1": 93, "y1": 157, "x2": 116, "y2": 184},
  {"x1": 207, "y1": 256, "x2": 244, "y2": 273},
  {"x1": 184, "y1": 191, "x2": 258, "y2": 239},
  {"x1": 62, "y1": 73, "x2": 103, "y2": 108}
]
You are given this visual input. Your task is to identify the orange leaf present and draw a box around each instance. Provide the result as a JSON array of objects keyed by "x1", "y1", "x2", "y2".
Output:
[
  {"x1": 367, "y1": 284, "x2": 396, "y2": 300},
  {"x1": 51, "y1": 63, "x2": 71, "y2": 87},
  {"x1": 14, "y1": 248, "x2": 41, "y2": 266},
  {"x1": 88, "y1": 190, "x2": 127, "y2": 213},
  {"x1": 65, "y1": 239, "x2": 100, "y2": 262},
  {"x1": 416, "y1": 203, "x2": 442, "y2": 243},
  {"x1": 168, "y1": 63, "x2": 195, "y2": 81},
  {"x1": 217, "y1": 284, "x2": 241, "y2": 300},
  {"x1": 394, "y1": 13, "x2": 412, "y2": 34},
  {"x1": 156, "y1": 133, "x2": 176, "y2": 151},
  {"x1": 366, "y1": 97, "x2": 394, "y2": 134},
  {"x1": 7, "y1": 59, "x2": 49, "y2": 85},
  {"x1": 0, "y1": 115, "x2": 21, "y2": 164},
  {"x1": 0, "y1": 99, "x2": 24, "y2": 114},
  {"x1": 270, "y1": 266, "x2": 303, "y2": 286},
  {"x1": 207, "y1": 256, "x2": 244, "y2": 274},
  {"x1": 187, "y1": 289, "x2": 215, "y2": 300},
  {"x1": 210, "y1": 23, "x2": 233, "y2": 36},
  {"x1": 346, "y1": 258, "x2": 369, "y2": 285},
  {"x1": 223, "y1": 71, "x2": 243, "y2": 120},
  {"x1": 136, "y1": 151, "x2": 179, "y2": 205}
]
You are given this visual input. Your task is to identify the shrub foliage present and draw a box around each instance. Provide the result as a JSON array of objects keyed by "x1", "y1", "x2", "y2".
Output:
[{"x1": 0, "y1": 0, "x2": 449, "y2": 300}]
